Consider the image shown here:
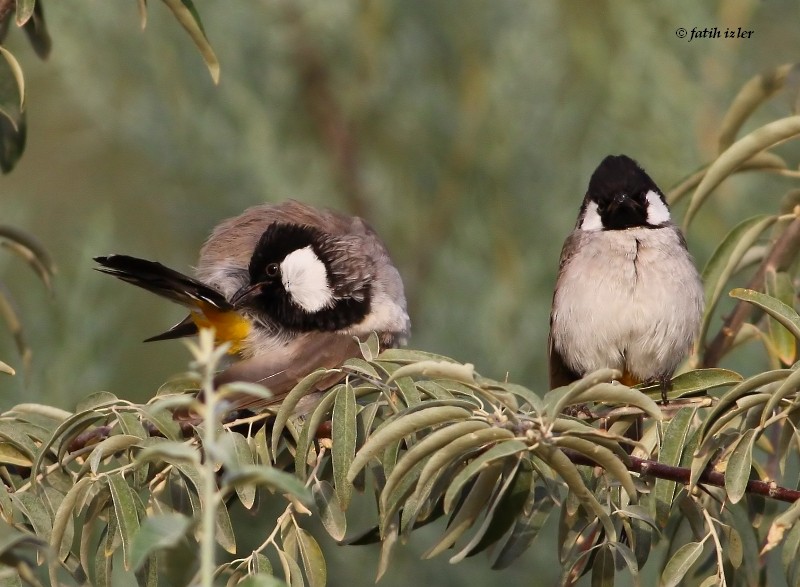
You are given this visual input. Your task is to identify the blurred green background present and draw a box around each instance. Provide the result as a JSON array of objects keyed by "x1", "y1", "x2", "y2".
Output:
[{"x1": 2, "y1": 0, "x2": 800, "y2": 584}]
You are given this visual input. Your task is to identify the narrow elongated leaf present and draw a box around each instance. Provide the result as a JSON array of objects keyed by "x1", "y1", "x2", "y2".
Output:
[
  {"x1": 172, "y1": 462, "x2": 236, "y2": 553},
  {"x1": 377, "y1": 348, "x2": 459, "y2": 364},
  {"x1": 381, "y1": 420, "x2": 488, "y2": 511},
  {"x1": 296, "y1": 528, "x2": 326, "y2": 587},
  {"x1": 443, "y1": 441, "x2": 527, "y2": 514},
  {"x1": 130, "y1": 513, "x2": 191, "y2": 571},
  {"x1": 654, "y1": 408, "x2": 696, "y2": 527},
  {"x1": 312, "y1": 481, "x2": 346, "y2": 541},
  {"x1": 332, "y1": 382, "x2": 356, "y2": 510},
  {"x1": 160, "y1": 0, "x2": 220, "y2": 83},
  {"x1": 462, "y1": 461, "x2": 533, "y2": 560},
  {"x1": 80, "y1": 434, "x2": 141, "y2": 476},
  {"x1": 725, "y1": 429, "x2": 757, "y2": 503},
  {"x1": 638, "y1": 369, "x2": 742, "y2": 399},
  {"x1": 0, "y1": 225, "x2": 55, "y2": 290},
  {"x1": 718, "y1": 64, "x2": 797, "y2": 152},
  {"x1": 33, "y1": 410, "x2": 106, "y2": 480},
  {"x1": 661, "y1": 541, "x2": 705, "y2": 587},
  {"x1": 546, "y1": 369, "x2": 620, "y2": 416},
  {"x1": 698, "y1": 216, "x2": 777, "y2": 348},
  {"x1": 553, "y1": 435, "x2": 636, "y2": 502},
  {"x1": 294, "y1": 386, "x2": 340, "y2": 478},
  {"x1": 591, "y1": 544, "x2": 615, "y2": 587},
  {"x1": 698, "y1": 369, "x2": 790, "y2": 443},
  {"x1": 424, "y1": 463, "x2": 504, "y2": 559},
  {"x1": 765, "y1": 270, "x2": 797, "y2": 364},
  {"x1": 107, "y1": 472, "x2": 141, "y2": 569},
  {"x1": 492, "y1": 485, "x2": 554, "y2": 569},
  {"x1": 136, "y1": 440, "x2": 199, "y2": 465},
  {"x1": 685, "y1": 116, "x2": 800, "y2": 228},
  {"x1": 272, "y1": 370, "x2": 336, "y2": 457},
  {"x1": 225, "y1": 431, "x2": 256, "y2": 509},
  {"x1": 224, "y1": 465, "x2": 312, "y2": 506},
  {"x1": 760, "y1": 365, "x2": 800, "y2": 427},
  {"x1": 347, "y1": 405, "x2": 472, "y2": 482},
  {"x1": 536, "y1": 445, "x2": 616, "y2": 541},
  {"x1": 411, "y1": 427, "x2": 515, "y2": 507},
  {"x1": 568, "y1": 383, "x2": 663, "y2": 421},
  {"x1": 732, "y1": 288, "x2": 800, "y2": 342},
  {"x1": 386, "y1": 360, "x2": 475, "y2": 385}
]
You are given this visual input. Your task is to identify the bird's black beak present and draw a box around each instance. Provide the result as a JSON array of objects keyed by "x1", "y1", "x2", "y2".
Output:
[
  {"x1": 609, "y1": 193, "x2": 642, "y2": 214},
  {"x1": 230, "y1": 283, "x2": 264, "y2": 308}
]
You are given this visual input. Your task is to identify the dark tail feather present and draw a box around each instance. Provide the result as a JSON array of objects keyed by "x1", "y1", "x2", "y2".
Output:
[
  {"x1": 94, "y1": 254, "x2": 232, "y2": 311},
  {"x1": 144, "y1": 315, "x2": 199, "y2": 342}
]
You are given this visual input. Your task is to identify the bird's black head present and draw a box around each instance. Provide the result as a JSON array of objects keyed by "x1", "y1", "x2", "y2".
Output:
[
  {"x1": 579, "y1": 154, "x2": 671, "y2": 231},
  {"x1": 231, "y1": 223, "x2": 372, "y2": 332}
]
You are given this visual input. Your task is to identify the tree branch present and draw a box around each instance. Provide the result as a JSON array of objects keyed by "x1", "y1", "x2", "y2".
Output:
[
  {"x1": 565, "y1": 449, "x2": 800, "y2": 504},
  {"x1": 703, "y1": 214, "x2": 800, "y2": 367}
]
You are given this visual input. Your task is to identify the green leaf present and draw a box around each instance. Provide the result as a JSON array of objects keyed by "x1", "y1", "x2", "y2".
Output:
[
  {"x1": 15, "y1": 0, "x2": 35, "y2": 26},
  {"x1": 386, "y1": 360, "x2": 475, "y2": 385},
  {"x1": 731, "y1": 288, "x2": 800, "y2": 342},
  {"x1": 660, "y1": 541, "x2": 705, "y2": 587},
  {"x1": 684, "y1": 116, "x2": 800, "y2": 229},
  {"x1": 172, "y1": 462, "x2": 237, "y2": 553},
  {"x1": 424, "y1": 463, "x2": 504, "y2": 559},
  {"x1": 0, "y1": 225, "x2": 55, "y2": 292},
  {"x1": 654, "y1": 408, "x2": 696, "y2": 527},
  {"x1": 80, "y1": 434, "x2": 142, "y2": 476},
  {"x1": 312, "y1": 480, "x2": 346, "y2": 542},
  {"x1": 159, "y1": 0, "x2": 220, "y2": 83},
  {"x1": 347, "y1": 405, "x2": 472, "y2": 483},
  {"x1": 272, "y1": 369, "x2": 337, "y2": 457},
  {"x1": 553, "y1": 435, "x2": 636, "y2": 501},
  {"x1": 591, "y1": 544, "x2": 615, "y2": 587},
  {"x1": 765, "y1": 270, "x2": 797, "y2": 364},
  {"x1": 296, "y1": 528, "x2": 326, "y2": 587},
  {"x1": 443, "y1": 441, "x2": 527, "y2": 514},
  {"x1": 381, "y1": 420, "x2": 489, "y2": 512},
  {"x1": 410, "y1": 427, "x2": 515, "y2": 509},
  {"x1": 357, "y1": 332, "x2": 380, "y2": 361},
  {"x1": 545, "y1": 368, "x2": 620, "y2": 416},
  {"x1": 50, "y1": 477, "x2": 92, "y2": 563},
  {"x1": 536, "y1": 445, "x2": 616, "y2": 541},
  {"x1": 238, "y1": 574, "x2": 289, "y2": 587},
  {"x1": 33, "y1": 410, "x2": 106, "y2": 481},
  {"x1": 332, "y1": 382, "x2": 357, "y2": 510},
  {"x1": 760, "y1": 365, "x2": 800, "y2": 428},
  {"x1": 376, "y1": 348, "x2": 460, "y2": 364},
  {"x1": 107, "y1": 472, "x2": 141, "y2": 570},
  {"x1": 638, "y1": 369, "x2": 742, "y2": 399},
  {"x1": 224, "y1": 465, "x2": 312, "y2": 507},
  {"x1": 718, "y1": 64, "x2": 798, "y2": 152},
  {"x1": 698, "y1": 216, "x2": 777, "y2": 349},
  {"x1": 130, "y1": 513, "x2": 191, "y2": 571},
  {"x1": 492, "y1": 484, "x2": 554, "y2": 569},
  {"x1": 136, "y1": 440, "x2": 199, "y2": 465},
  {"x1": 725, "y1": 428, "x2": 756, "y2": 504},
  {"x1": 294, "y1": 386, "x2": 340, "y2": 479},
  {"x1": 0, "y1": 46, "x2": 25, "y2": 174},
  {"x1": 462, "y1": 461, "x2": 532, "y2": 559}
]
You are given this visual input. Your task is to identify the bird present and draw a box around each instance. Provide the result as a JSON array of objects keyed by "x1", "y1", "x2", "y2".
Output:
[
  {"x1": 548, "y1": 154, "x2": 704, "y2": 401},
  {"x1": 94, "y1": 200, "x2": 410, "y2": 411}
]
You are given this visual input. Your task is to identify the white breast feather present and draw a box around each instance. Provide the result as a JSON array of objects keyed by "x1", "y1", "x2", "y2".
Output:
[
  {"x1": 281, "y1": 246, "x2": 334, "y2": 312},
  {"x1": 552, "y1": 227, "x2": 703, "y2": 381}
]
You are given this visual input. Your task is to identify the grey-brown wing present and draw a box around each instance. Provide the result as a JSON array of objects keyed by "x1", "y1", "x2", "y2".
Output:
[
  {"x1": 213, "y1": 331, "x2": 361, "y2": 411},
  {"x1": 548, "y1": 231, "x2": 583, "y2": 389}
]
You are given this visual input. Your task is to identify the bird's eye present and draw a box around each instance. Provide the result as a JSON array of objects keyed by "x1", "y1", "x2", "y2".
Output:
[{"x1": 265, "y1": 263, "x2": 280, "y2": 278}]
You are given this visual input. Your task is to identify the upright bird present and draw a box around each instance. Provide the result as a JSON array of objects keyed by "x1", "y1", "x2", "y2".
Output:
[
  {"x1": 95, "y1": 200, "x2": 410, "y2": 410},
  {"x1": 549, "y1": 155, "x2": 704, "y2": 400}
]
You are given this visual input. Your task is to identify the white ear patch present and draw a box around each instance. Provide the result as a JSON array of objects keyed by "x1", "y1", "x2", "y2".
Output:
[
  {"x1": 580, "y1": 201, "x2": 603, "y2": 231},
  {"x1": 280, "y1": 246, "x2": 334, "y2": 312},
  {"x1": 646, "y1": 190, "x2": 671, "y2": 225}
]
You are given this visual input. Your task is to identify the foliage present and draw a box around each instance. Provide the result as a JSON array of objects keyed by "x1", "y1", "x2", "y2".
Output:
[{"x1": 4, "y1": 3, "x2": 800, "y2": 587}]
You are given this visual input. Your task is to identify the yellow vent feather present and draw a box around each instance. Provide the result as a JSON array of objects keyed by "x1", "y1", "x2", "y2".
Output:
[{"x1": 190, "y1": 302, "x2": 251, "y2": 354}]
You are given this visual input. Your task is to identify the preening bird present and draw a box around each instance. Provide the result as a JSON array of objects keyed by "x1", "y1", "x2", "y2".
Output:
[
  {"x1": 549, "y1": 155, "x2": 704, "y2": 400},
  {"x1": 95, "y1": 200, "x2": 410, "y2": 410}
]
